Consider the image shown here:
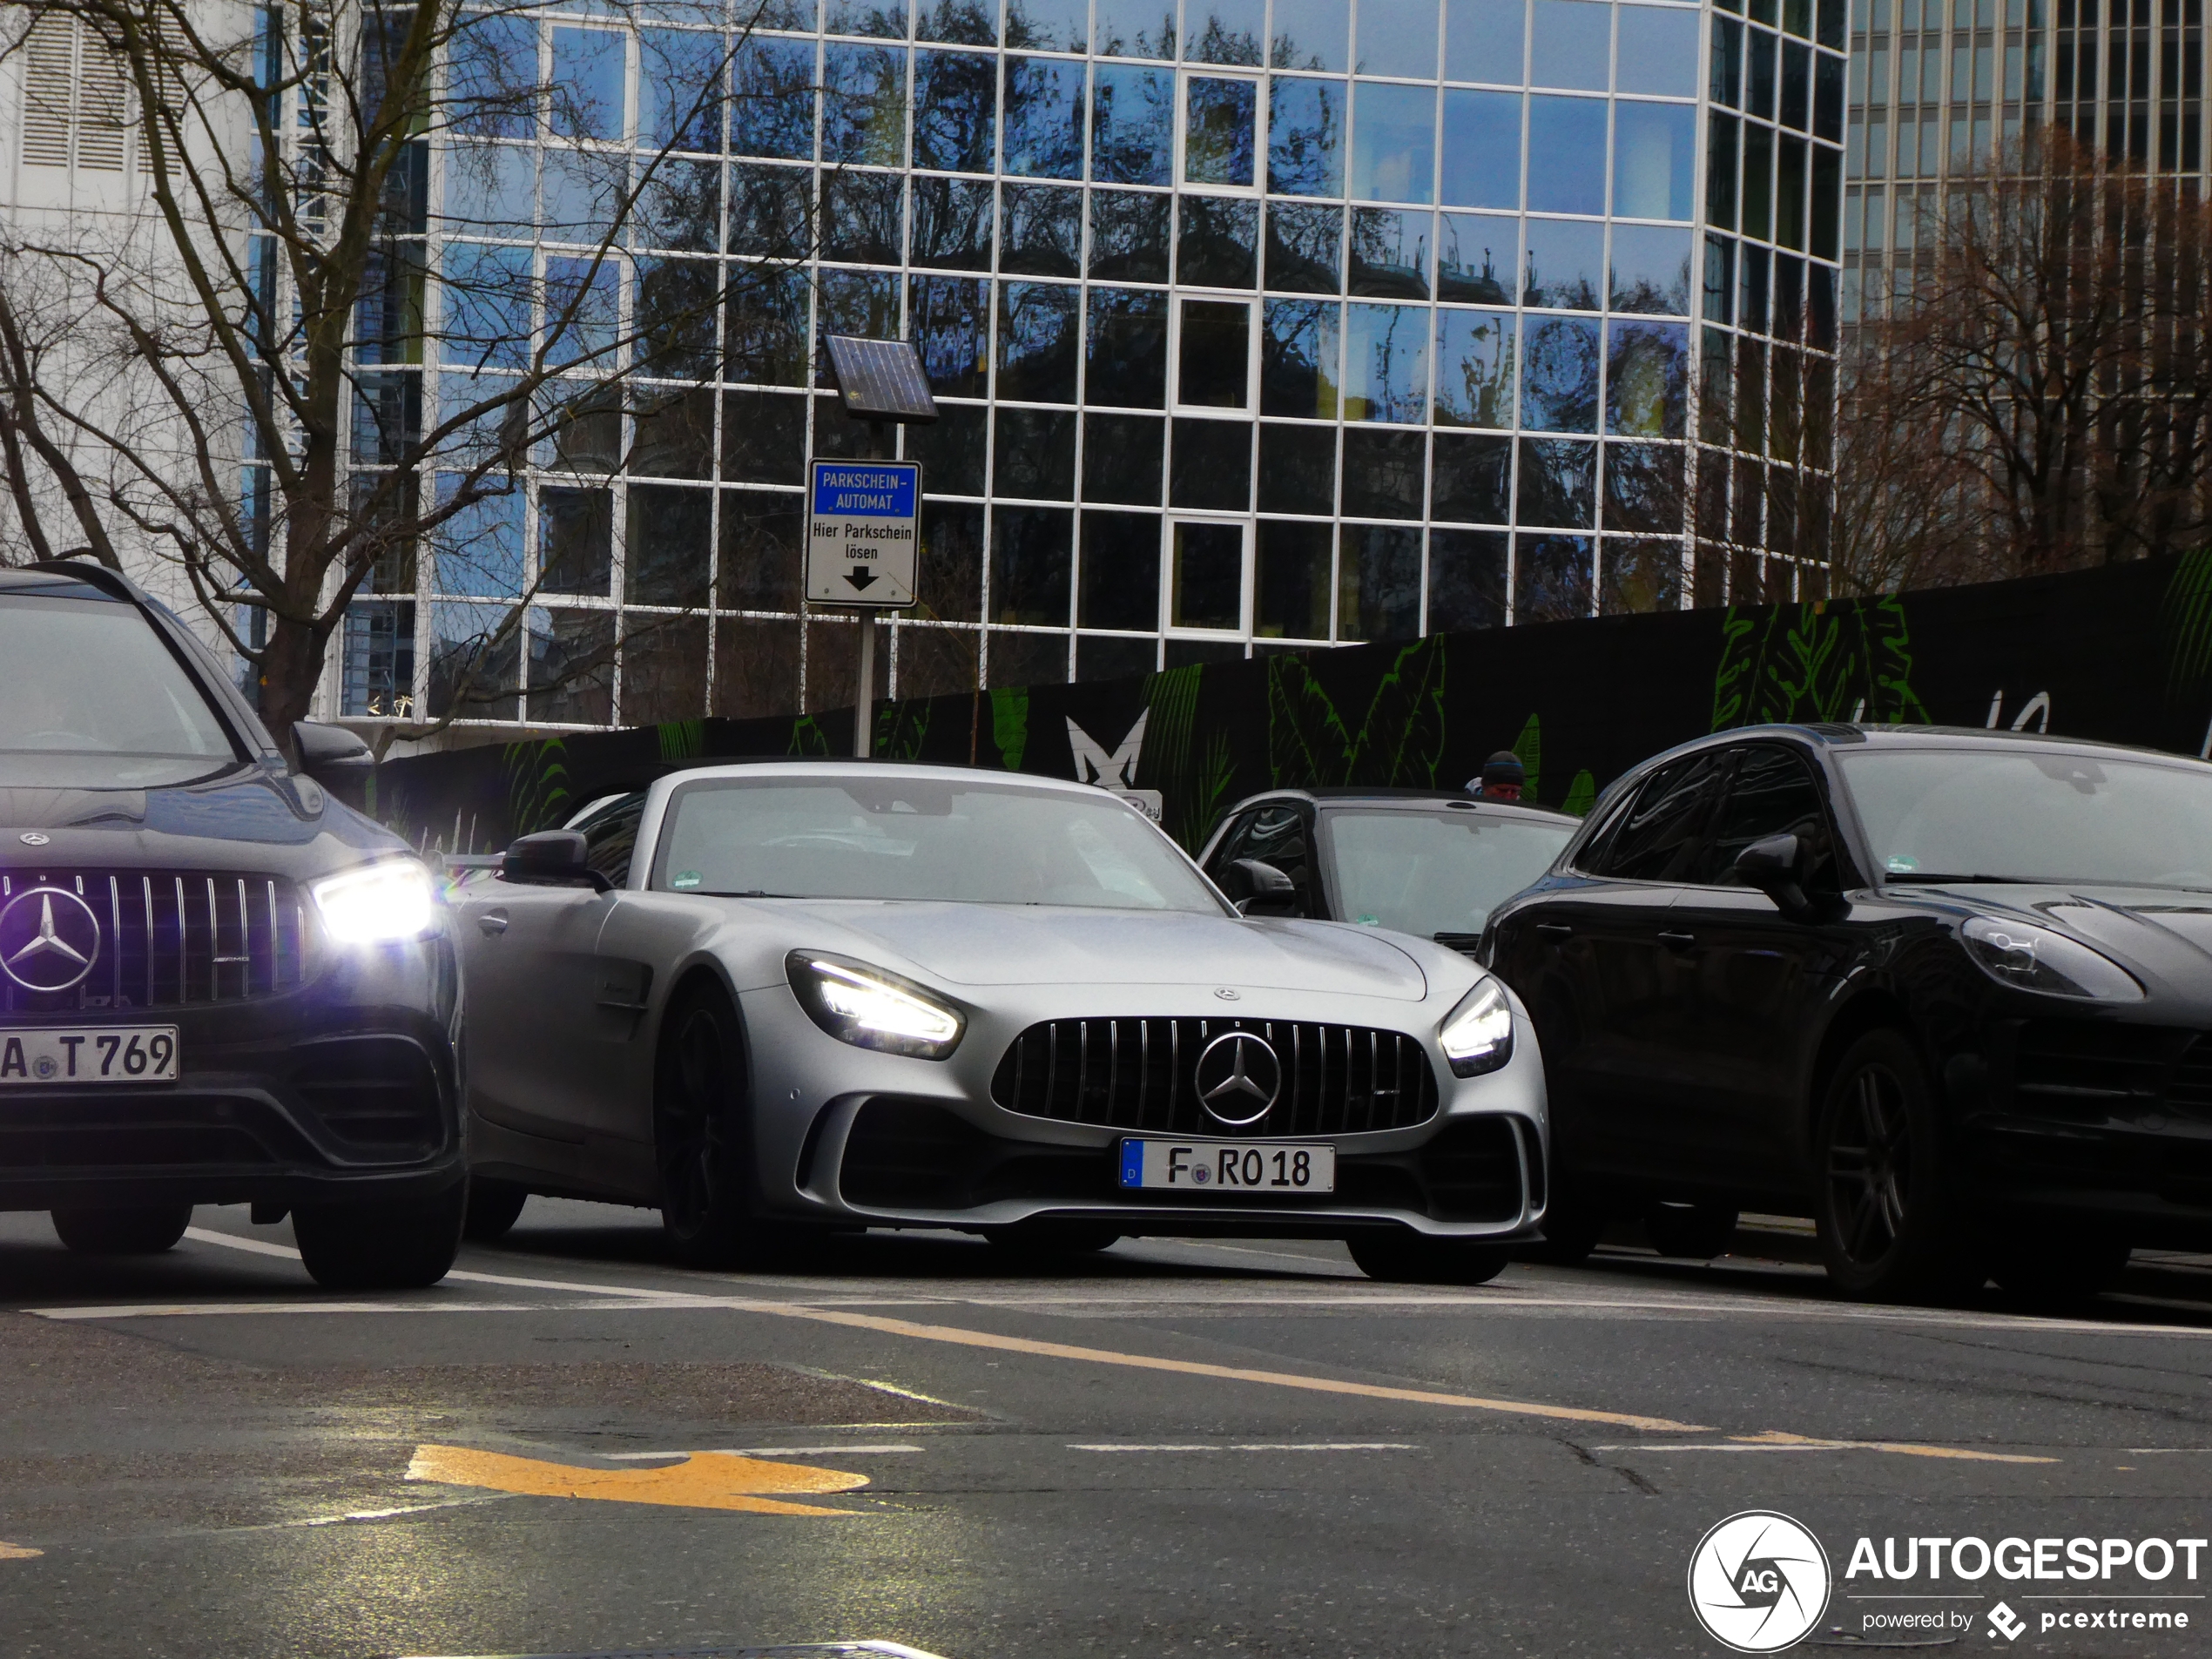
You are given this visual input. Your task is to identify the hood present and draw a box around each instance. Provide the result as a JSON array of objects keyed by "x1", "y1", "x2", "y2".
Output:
[
  {"x1": 765, "y1": 900, "x2": 1433, "y2": 1000},
  {"x1": 0, "y1": 763, "x2": 404, "y2": 873}
]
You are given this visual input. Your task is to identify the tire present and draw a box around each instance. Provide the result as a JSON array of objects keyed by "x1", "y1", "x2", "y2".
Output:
[
  {"x1": 1644, "y1": 1202, "x2": 1740, "y2": 1261},
  {"x1": 655, "y1": 982, "x2": 780, "y2": 1269},
  {"x1": 462, "y1": 1178, "x2": 529, "y2": 1242},
  {"x1": 51, "y1": 1204, "x2": 192, "y2": 1255},
  {"x1": 1520, "y1": 1178, "x2": 1608, "y2": 1266},
  {"x1": 1990, "y1": 1232, "x2": 2131, "y2": 1307},
  {"x1": 1347, "y1": 1232, "x2": 1510, "y2": 1285},
  {"x1": 1812, "y1": 1028, "x2": 1977, "y2": 1301},
  {"x1": 293, "y1": 1182, "x2": 466, "y2": 1290},
  {"x1": 987, "y1": 1220, "x2": 1123, "y2": 1255}
]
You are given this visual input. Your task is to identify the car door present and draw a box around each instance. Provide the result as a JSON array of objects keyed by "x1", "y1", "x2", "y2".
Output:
[
  {"x1": 1665, "y1": 744, "x2": 1852, "y2": 1193},
  {"x1": 458, "y1": 795, "x2": 642, "y2": 1141},
  {"x1": 1493, "y1": 751, "x2": 1730, "y2": 1185}
]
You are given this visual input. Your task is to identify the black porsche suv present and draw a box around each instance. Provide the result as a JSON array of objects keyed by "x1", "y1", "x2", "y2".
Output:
[
  {"x1": 1487, "y1": 722, "x2": 2212, "y2": 1303},
  {"x1": 0, "y1": 561, "x2": 463, "y2": 1288}
]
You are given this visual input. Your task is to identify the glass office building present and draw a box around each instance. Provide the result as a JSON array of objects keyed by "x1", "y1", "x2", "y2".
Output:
[{"x1": 334, "y1": 0, "x2": 1848, "y2": 727}]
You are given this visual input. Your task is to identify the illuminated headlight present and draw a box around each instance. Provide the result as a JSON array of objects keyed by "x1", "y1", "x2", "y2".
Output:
[
  {"x1": 1962, "y1": 916, "x2": 2143, "y2": 1001},
  {"x1": 1439, "y1": 975, "x2": 1514, "y2": 1077},
  {"x1": 786, "y1": 951, "x2": 965, "y2": 1059},
  {"x1": 310, "y1": 860, "x2": 437, "y2": 945}
]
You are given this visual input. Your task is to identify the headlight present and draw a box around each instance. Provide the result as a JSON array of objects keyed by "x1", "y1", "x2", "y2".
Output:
[
  {"x1": 1961, "y1": 916, "x2": 2143, "y2": 1001},
  {"x1": 1439, "y1": 975, "x2": 1514, "y2": 1077},
  {"x1": 786, "y1": 951, "x2": 965, "y2": 1059},
  {"x1": 310, "y1": 860, "x2": 437, "y2": 945}
]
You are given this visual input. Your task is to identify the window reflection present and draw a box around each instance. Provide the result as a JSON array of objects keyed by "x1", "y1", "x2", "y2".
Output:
[
  {"x1": 996, "y1": 407, "x2": 1078, "y2": 496},
  {"x1": 910, "y1": 176, "x2": 995, "y2": 267},
  {"x1": 1083, "y1": 413, "x2": 1167, "y2": 501},
  {"x1": 1170, "y1": 417, "x2": 1255, "y2": 509},
  {"x1": 1178, "y1": 196, "x2": 1261, "y2": 287},
  {"x1": 1002, "y1": 57, "x2": 1087, "y2": 178},
  {"x1": 1525, "y1": 94, "x2": 1606, "y2": 213},
  {"x1": 1427, "y1": 526, "x2": 1507, "y2": 629},
  {"x1": 998, "y1": 280, "x2": 1082, "y2": 400},
  {"x1": 1079, "y1": 510, "x2": 1164, "y2": 628},
  {"x1": 724, "y1": 42, "x2": 816, "y2": 158},
  {"x1": 826, "y1": 0, "x2": 911, "y2": 38},
  {"x1": 626, "y1": 484, "x2": 712, "y2": 605},
  {"x1": 1433, "y1": 307, "x2": 1515, "y2": 427},
  {"x1": 718, "y1": 491, "x2": 805, "y2": 610},
  {"x1": 991, "y1": 506, "x2": 1074, "y2": 622},
  {"x1": 1601, "y1": 536, "x2": 1683, "y2": 612},
  {"x1": 1186, "y1": 0, "x2": 1266, "y2": 64},
  {"x1": 1521, "y1": 216, "x2": 1602, "y2": 307},
  {"x1": 1437, "y1": 212, "x2": 1515, "y2": 301},
  {"x1": 907, "y1": 401, "x2": 988, "y2": 491},
  {"x1": 1272, "y1": 0, "x2": 1352, "y2": 71},
  {"x1": 914, "y1": 49, "x2": 998, "y2": 171},
  {"x1": 1349, "y1": 81, "x2": 1437, "y2": 201},
  {"x1": 1519, "y1": 316, "x2": 1598, "y2": 432},
  {"x1": 1440, "y1": 89, "x2": 1522, "y2": 209},
  {"x1": 1343, "y1": 301, "x2": 1428, "y2": 421},
  {"x1": 1171, "y1": 521, "x2": 1246, "y2": 627},
  {"x1": 823, "y1": 171, "x2": 907, "y2": 262},
  {"x1": 1515, "y1": 531, "x2": 1592, "y2": 619},
  {"x1": 1258, "y1": 422, "x2": 1339, "y2": 512},
  {"x1": 1358, "y1": 0, "x2": 1441, "y2": 79},
  {"x1": 1608, "y1": 222, "x2": 1690, "y2": 314},
  {"x1": 1088, "y1": 287, "x2": 1171, "y2": 406},
  {"x1": 1267, "y1": 78, "x2": 1347, "y2": 195},
  {"x1": 1340, "y1": 428, "x2": 1426, "y2": 515},
  {"x1": 1601, "y1": 441, "x2": 1684, "y2": 532},
  {"x1": 1613, "y1": 101, "x2": 1695, "y2": 220},
  {"x1": 1527, "y1": 0, "x2": 1608, "y2": 89},
  {"x1": 1186, "y1": 77, "x2": 1260, "y2": 184},
  {"x1": 1001, "y1": 182, "x2": 1083, "y2": 275},
  {"x1": 1264, "y1": 202, "x2": 1345, "y2": 292},
  {"x1": 823, "y1": 44, "x2": 909, "y2": 165},
  {"x1": 1431, "y1": 430, "x2": 1512, "y2": 519},
  {"x1": 727, "y1": 163, "x2": 813, "y2": 259},
  {"x1": 1256, "y1": 520, "x2": 1333, "y2": 637},
  {"x1": 1337, "y1": 523, "x2": 1423, "y2": 639},
  {"x1": 1089, "y1": 188, "x2": 1173, "y2": 279},
  {"x1": 1178, "y1": 299, "x2": 1251, "y2": 405},
  {"x1": 1514, "y1": 436, "x2": 1595, "y2": 524},
  {"x1": 723, "y1": 268, "x2": 812, "y2": 384},
  {"x1": 1004, "y1": 0, "x2": 1089, "y2": 52},
  {"x1": 1348, "y1": 207, "x2": 1431, "y2": 298},
  {"x1": 1095, "y1": 0, "x2": 1177, "y2": 57},
  {"x1": 1093, "y1": 64, "x2": 1177, "y2": 181},
  {"x1": 1616, "y1": 4, "x2": 1698, "y2": 95},
  {"x1": 1445, "y1": 0, "x2": 1527, "y2": 83}
]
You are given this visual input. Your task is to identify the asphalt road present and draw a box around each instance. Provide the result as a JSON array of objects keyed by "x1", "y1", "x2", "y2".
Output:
[{"x1": 7, "y1": 1205, "x2": 2212, "y2": 1659}]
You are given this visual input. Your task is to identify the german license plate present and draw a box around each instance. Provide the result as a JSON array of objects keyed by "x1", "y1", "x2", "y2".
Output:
[
  {"x1": 1119, "y1": 1138, "x2": 1336, "y2": 1193},
  {"x1": 0, "y1": 1026, "x2": 179, "y2": 1085}
]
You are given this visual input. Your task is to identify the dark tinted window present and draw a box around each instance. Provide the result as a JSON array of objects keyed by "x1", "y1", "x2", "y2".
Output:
[
  {"x1": 1688, "y1": 745, "x2": 1835, "y2": 887},
  {"x1": 1204, "y1": 810, "x2": 1260, "y2": 877},
  {"x1": 1209, "y1": 802, "x2": 1315, "y2": 914},
  {"x1": 1580, "y1": 752, "x2": 1729, "y2": 881},
  {"x1": 577, "y1": 792, "x2": 648, "y2": 886}
]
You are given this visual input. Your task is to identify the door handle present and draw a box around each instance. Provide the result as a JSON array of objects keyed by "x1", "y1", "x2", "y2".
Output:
[
  {"x1": 1657, "y1": 930, "x2": 1696, "y2": 950},
  {"x1": 477, "y1": 909, "x2": 510, "y2": 936},
  {"x1": 1534, "y1": 921, "x2": 1573, "y2": 939}
]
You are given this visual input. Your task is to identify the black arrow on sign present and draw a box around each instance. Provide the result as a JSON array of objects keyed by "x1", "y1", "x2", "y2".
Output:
[{"x1": 846, "y1": 566, "x2": 878, "y2": 590}]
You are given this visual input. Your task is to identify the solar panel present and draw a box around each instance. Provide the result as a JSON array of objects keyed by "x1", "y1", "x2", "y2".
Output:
[{"x1": 823, "y1": 336, "x2": 939, "y2": 423}]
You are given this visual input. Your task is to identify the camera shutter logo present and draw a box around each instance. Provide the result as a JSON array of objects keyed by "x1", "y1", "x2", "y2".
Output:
[
  {"x1": 1193, "y1": 1030, "x2": 1281, "y2": 1127},
  {"x1": 1686, "y1": 1510, "x2": 1831, "y2": 1653},
  {"x1": 0, "y1": 887, "x2": 102, "y2": 995}
]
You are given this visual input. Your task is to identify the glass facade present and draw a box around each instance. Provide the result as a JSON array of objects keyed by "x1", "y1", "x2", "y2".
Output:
[{"x1": 326, "y1": 0, "x2": 1844, "y2": 727}]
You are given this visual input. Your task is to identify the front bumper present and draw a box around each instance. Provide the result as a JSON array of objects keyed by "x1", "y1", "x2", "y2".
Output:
[
  {"x1": 740, "y1": 978, "x2": 1549, "y2": 1241},
  {"x1": 0, "y1": 938, "x2": 463, "y2": 1212}
]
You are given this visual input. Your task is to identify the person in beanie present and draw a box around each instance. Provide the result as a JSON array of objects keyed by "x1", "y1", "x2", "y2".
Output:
[{"x1": 1467, "y1": 750, "x2": 1526, "y2": 801}]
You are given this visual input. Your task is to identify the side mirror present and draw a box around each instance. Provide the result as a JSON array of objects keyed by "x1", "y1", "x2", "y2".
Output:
[
  {"x1": 1223, "y1": 857, "x2": 1301, "y2": 917},
  {"x1": 501, "y1": 830, "x2": 611, "y2": 892},
  {"x1": 292, "y1": 720, "x2": 373, "y2": 780},
  {"x1": 1734, "y1": 832, "x2": 1813, "y2": 921}
]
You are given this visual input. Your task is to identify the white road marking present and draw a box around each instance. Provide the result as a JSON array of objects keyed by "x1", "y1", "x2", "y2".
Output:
[
  {"x1": 602, "y1": 1445, "x2": 927, "y2": 1460},
  {"x1": 1069, "y1": 1442, "x2": 1418, "y2": 1452}
]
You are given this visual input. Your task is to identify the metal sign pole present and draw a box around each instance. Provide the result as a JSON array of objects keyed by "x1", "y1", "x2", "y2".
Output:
[{"x1": 854, "y1": 617, "x2": 875, "y2": 759}]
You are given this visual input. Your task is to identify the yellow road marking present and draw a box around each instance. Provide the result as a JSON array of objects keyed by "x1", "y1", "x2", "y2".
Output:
[
  {"x1": 405, "y1": 1446, "x2": 868, "y2": 1514},
  {"x1": 0, "y1": 1542, "x2": 42, "y2": 1560}
]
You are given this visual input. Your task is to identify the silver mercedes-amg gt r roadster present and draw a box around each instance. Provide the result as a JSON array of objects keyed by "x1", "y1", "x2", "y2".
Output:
[{"x1": 448, "y1": 762, "x2": 1548, "y2": 1282}]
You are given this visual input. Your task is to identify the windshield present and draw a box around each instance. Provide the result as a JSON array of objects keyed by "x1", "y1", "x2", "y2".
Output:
[
  {"x1": 1326, "y1": 809, "x2": 1575, "y2": 934},
  {"x1": 1839, "y1": 747, "x2": 2212, "y2": 889},
  {"x1": 0, "y1": 595, "x2": 238, "y2": 786},
  {"x1": 655, "y1": 777, "x2": 1225, "y2": 912}
]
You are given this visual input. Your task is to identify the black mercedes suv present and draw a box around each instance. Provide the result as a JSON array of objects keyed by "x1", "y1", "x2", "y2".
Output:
[{"x1": 0, "y1": 561, "x2": 464, "y2": 1288}]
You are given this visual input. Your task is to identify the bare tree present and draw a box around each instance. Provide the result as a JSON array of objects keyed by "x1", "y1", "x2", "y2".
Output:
[
  {"x1": 1859, "y1": 131, "x2": 2212, "y2": 581},
  {"x1": 0, "y1": 0, "x2": 813, "y2": 742}
]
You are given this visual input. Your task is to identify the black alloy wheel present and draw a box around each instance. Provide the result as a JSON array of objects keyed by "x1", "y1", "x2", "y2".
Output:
[
  {"x1": 462, "y1": 1177, "x2": 530, "y2": 1241},
  {"x1": 1346, "y1": 1231, "x2": 1510, "y2": 1285},
  {"x1": 1814, "y1": 1028, "x2": 1974, "y2": 1301},
  {"x1": 655, "y1": 982, "x2": 779, "y2": 1269},
  {"x1": 1644, "y1": 1202, "x2": 1740, "y2": 1261},
  {"x1": 51, "y1": 1204, "x2": 192, "y2": 1255}
]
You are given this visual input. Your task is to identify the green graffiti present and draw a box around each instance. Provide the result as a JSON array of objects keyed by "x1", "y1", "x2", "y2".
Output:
[
  {"x1": 1140, "y1": 664, "x2": 1220, "y2": 850},
  {"x1": 502, "y1": 738, "x2": 572, "y2": 835},
  {"x1": 875, "y1": 698, "x2": 932, "y2": 760},
  {"x1": 990, "y1": 685, "x2": 1029, "y2": 770},
  {"x1": 1559, "y1": 769, "x2": 1596, "y2": 816},
  {"x1": 788, "y1": 716, "x2": 833, "y2": 756},
  {"x1": 2161, "y1": 548, "x2": 2212, "y2": 695},
  {"x1": 1509, "y1": 712, "x2": 1541, "y2": 804},
  {"x1": 1267, "y1": 641, "x2": 1448, "y2": 790},
  {"x1": 657, "y1": 719, "x2": 705, "y2": 763},
  {"x1": 1710, "y1": 596, "x2": 1928, "y2": 731}
]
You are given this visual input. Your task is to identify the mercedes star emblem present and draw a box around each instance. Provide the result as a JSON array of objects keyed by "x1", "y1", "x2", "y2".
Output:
[
  {"x1": 0, "y1": 887, "x2": 102, "y2": 994},
  {"x1": 18, "y1": 832, "x2": 49, "y2": 846},
  {"x1": 1194, "y1": 1029, "x2": 1281, "y2": 1127}
]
